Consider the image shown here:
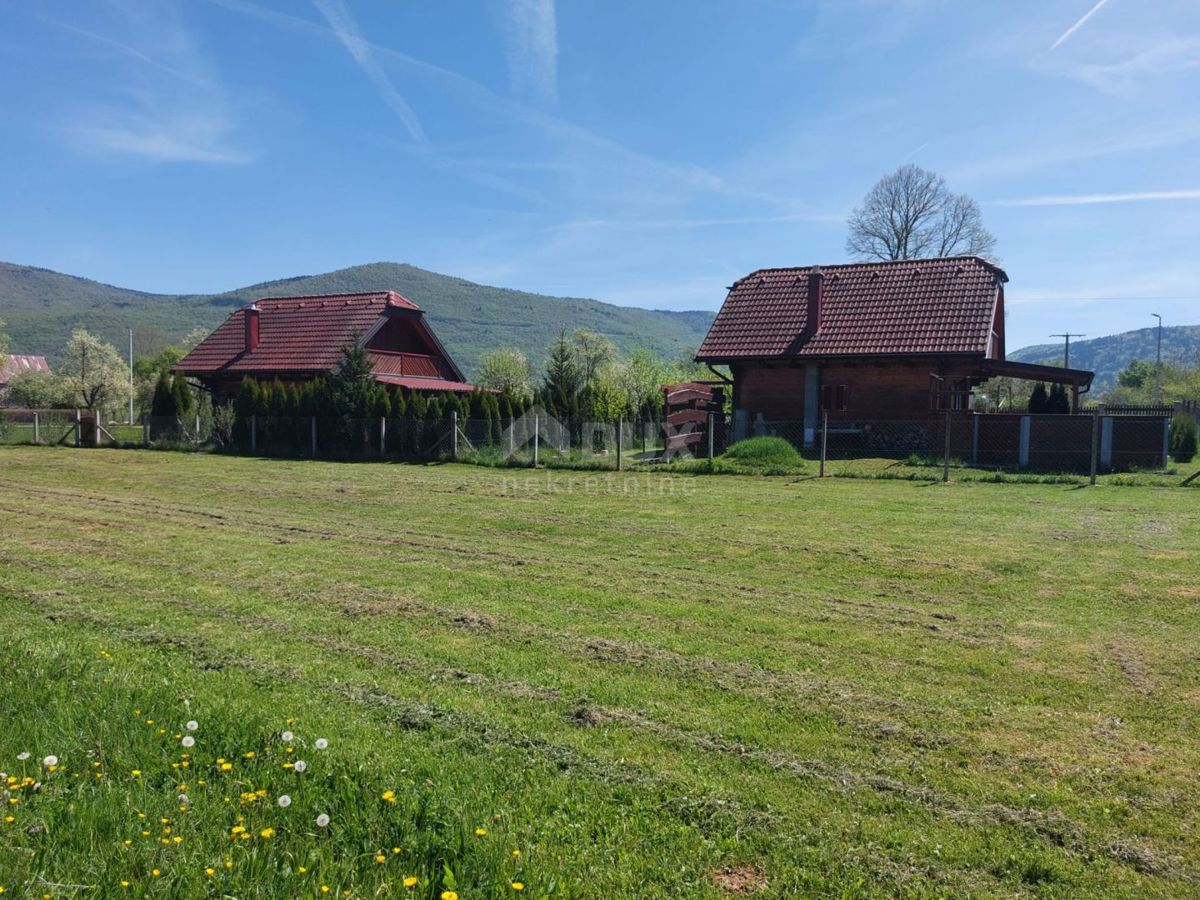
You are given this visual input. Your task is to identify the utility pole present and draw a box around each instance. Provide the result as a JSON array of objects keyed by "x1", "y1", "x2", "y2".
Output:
[
  {"x1": 1151, "y1": 313, "x2": 1162, "y2": 405},
  {"x1": 1049, "y1": 333, "x2": 1085, "y2": 369},
  {"x1": 128, "y1": 328, "x2": 135, "y2": 424}
]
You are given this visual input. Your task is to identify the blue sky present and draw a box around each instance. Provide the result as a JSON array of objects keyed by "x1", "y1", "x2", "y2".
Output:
[{"x1": 1, "y1": 0, "x2": 1198, "y2": 351}]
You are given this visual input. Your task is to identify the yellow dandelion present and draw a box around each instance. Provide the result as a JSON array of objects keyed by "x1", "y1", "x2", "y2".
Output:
[
  {"x1": 220, "y1": 763, "x2": 232, "y2": 772},
  {"x1": 259, "y1": 827, "x2": 275, "y2": 839},
  {"x1": 123, "y1": 839, "x2": 131, "y2": 846},
  {"x1": 512, "y1": 884, "x2": 524, "y2": 892},
  {"x1": 441, "y1": 892, "x2": 458, "y2": 900},
  {"x1": 374, "y1": 854, "x2": 387, "y2": 864},
  {"x1": 512, "y1": 849, "x2": 521, "y2": 858},
  {"x1": 3, "y1": 817, "x2": 13, "y2": 824},
  {"x1": 475, "y1": 827, "x2": 487, "y2": 837},
  {"x1": 392, "y1": 847, "x2": 401, "y2": 854},
  {"x1": 403, "y1": 877, "x2": 418, "y2": 888},
  {"x1": 131, "y1": 770, "x2": 141, "y2": 778},
  {"x1": 205, "y1": 868, "x2": 215, "y2": 876},
  {"x1": 298, "y1": 866, "x2": 307, "y2": 874},
  {"x1": 244, "y1": 751, "x2": 255, "y2": 759},
  {"x1": 230, "y1": 826, "x2": 245, "y2": 835},
  {"x1": 141, "y1": 831, "x2": 150, "y2": 837},
  {"x1": 172, "y1": 836, "x2": 183, "y2": 844},
  {"x1": 151, "y1": 869, "x2": 161, "y2": 878},
  {"x1": 120, "y1": 884, "x2": 129, "y2": 890},
  {"x1": 321, "y1": 887, "x2": 331, "y2": 895},
  {"x1": 224, "y1": 860, "x2": 233, "y2": 870},
  {"x1": 381, "y1": 789, "x2": 396, "y2": 803}
]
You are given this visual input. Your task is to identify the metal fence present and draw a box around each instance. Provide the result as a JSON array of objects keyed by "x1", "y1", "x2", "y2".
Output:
[{"x1": 733, "y1": 412, "x2": 1174, "y2": 480}]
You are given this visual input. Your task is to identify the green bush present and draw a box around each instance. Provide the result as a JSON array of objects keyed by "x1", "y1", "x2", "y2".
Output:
[
  {"x1": 722, "y1": 436, "x2": 804, "y2": 467},
  {"x1": 1169, "y1": 414, "x2": 1197, "y2": 463}
]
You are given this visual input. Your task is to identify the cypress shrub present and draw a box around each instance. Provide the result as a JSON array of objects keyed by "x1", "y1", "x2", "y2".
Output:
[{"x1": 1170, "y1": 414, "x2": 1197, "y2": 463}]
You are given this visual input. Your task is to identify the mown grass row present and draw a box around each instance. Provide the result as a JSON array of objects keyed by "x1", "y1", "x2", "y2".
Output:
[{"x1": 2, "y1": 447, "x2": 1198, "y2": 897}]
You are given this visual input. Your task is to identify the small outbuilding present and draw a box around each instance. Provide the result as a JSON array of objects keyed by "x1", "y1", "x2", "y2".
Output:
[
  {"x1": 176, "y1": 291, "x2": 477, "y2": 401},
  {"x1": 695, "y1": 256, "x2": 1094, "y2": 444},
  {"x1": 0, "y1": 354, "x2": 51, "y2": 406}
]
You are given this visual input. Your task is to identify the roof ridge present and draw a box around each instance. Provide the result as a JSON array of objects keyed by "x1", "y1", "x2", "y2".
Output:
[
  {"x1": 255, "y1": 291, "x2": 393, "y2": 304},
  {"x1": 738, "y1": 255, "x2": 1002, "y2": 279}
]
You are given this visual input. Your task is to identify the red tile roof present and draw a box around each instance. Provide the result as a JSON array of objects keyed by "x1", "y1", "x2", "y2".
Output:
[
  {"x1": 177, "y1": 291, "x2": 434, "y2": 377},
  {"x1": 375, "y1": 375, "x2": 478, "y2": 393},
  {"x1": 696, "y1": 256, "x2": 1007, "y2": 361},
  {"x1": 0, "y1": 355, "x2": 51, "y2": 383}
]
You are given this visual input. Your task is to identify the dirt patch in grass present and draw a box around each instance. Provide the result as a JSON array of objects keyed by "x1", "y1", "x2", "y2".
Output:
[
  {"x1": 1104, "y1": 641, "x2": 1155, "y2": 694},
  {"x1": 711, "y1": 865, "x2": 768, "y2": 894}
]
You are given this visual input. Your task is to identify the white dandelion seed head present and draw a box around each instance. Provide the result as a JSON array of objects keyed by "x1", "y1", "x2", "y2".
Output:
[
  {"x1": 315, "y1": 813, "x2": 330, "y2": 828},
  {"x1": 17, "y1": 752, "x2": 30, "y2": 761},
  {"x1": 292, "y1": 760, "x2": 307, "y2": 773},
  {"x1": 42, "y1": 755, "x2": 58, "y2": 767},
  {"x1": 277, "y1": 794, "x2": 291, "y2": 808},
  {"x1": 178, "y1": 793, "x2": 190, "y2": 805},
  {"x1": 314, "y1": 738, "x2": 328, "y2": 750},
  {"x1": 281, "y1": 731, "x2": 294, "y2": 743},
  {"x1": 185, "y1": 720, "x2": 198, "y2": 732},
  {"x1": 181, "y1": 736, "x2": 195, "y2": 748}
]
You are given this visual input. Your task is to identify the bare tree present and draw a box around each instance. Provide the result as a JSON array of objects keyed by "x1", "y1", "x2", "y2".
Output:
[{"x1": 846, "y1": 164, "x2": 996, "y2": 261}]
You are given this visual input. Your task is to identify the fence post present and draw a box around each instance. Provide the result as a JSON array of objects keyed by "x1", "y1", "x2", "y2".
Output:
[
  {"x1": 707, "y1": 412, "x2": 714, "y2": 461},
  {"x1": 617, "y1": 419, "x2": 623, "y2": 471},
  {"x1": 33, "y1": 412, "x2": 39, "y2": 445},
  {"x1": 942, "y1": 410, "x2": 951, "y2": 483},
  {"x1": 250, "y1": 415, "x2": 257, "y2": 454},
  {"x1": 1089, "y1": 410, "x2": 1099, "y2": 485},
  {"x1": 1162, "y1": 416, "x2": 1170, "y2": 471},
  {"x1": 380, "y1": 416, "x2": 386, "y2": 457},
  {"x1": 95, "y1": 413, "x2": 102, "y2": 447},
  {"x1": 75, "y1": 409, "x2": 81, "y2": 447},
  {"x1": 195, "y1": 415, "x2": 201, "y2": 442},
  {"x1": 451, "y1": 410, "x2": 459, "y2": 459},
  {"x1": 533, "y1": 414, "x2": 539, "y2": 467},
  {"x1": 820, "y1": 411, "x2": 828, "y2": 477},
  {"x1": 310, "y1": 417, "x2": 317, "y2": 457},
  {"x1": 971, "y1": 413, "x2": 979, "y2": 466}
]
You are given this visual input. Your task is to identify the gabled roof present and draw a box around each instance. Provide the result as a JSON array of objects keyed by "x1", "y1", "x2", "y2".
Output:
[
  {"x1": 0, "y1": 355, "x2": 51, "y2": 383},
  {"x1": 176, "y1": 291, "x2": 467, "y2": 385},
  {"x1": 696, "y1": 256, "x2": 1007, "y2": 361}
]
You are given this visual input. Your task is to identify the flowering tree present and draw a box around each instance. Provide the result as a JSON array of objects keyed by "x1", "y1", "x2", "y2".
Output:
[{"x1": 59, "y1": 329, "x2": 129, "y2": 413}]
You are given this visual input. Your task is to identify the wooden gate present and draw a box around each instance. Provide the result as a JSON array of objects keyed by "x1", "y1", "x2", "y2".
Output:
[{"x1": 662, "y1": 381, "x2": 726, "y2": 461}]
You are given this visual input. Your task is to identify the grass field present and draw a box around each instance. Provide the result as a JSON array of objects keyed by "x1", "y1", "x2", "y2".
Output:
[{"x1": 1, "y1": 447, "x2": 1198, "y2": 898}]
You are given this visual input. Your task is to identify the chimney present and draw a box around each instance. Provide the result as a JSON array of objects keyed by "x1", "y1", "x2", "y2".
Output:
[
  {"x1": 807, "y1": 266, "x2": 824, "y2": 333},
  {"x1": 244, "y1": 303, "x2": 260, "y2": 352}
]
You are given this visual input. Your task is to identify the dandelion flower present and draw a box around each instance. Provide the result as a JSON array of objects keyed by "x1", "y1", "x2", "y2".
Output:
[
  {"x1": 205, "y1": 868, "x2": 215, "y2": 876},
  {"x1": 512, "y1": 849, "x2": 521, "y2": 858},
  {"x1": 3, "y1": 816, "x2": 13, "y2": 824},
  {"x1": 186, "y1": 721, "x2": 198, "y2": 732},
  {"x1": 392, "y1": 847, "x2": 401, "y2": 854},
  {"x1": 230, "y1": 826, "x2": 246, "y2": 835},
  {"x1": 277, "y1": 795, "x2": 291, "y2": 808},
  {"x1": 512, "y1": 883, "x2": 524, "y2": 892},
  {"x1": 151, "y1": 869, "x2": 161, "y2": 878},
  {"x1": 315, "y1": 813, "x2": 330, "y2": 828},
  {"x1": 381, "y1": 790, "x2": 396, "y2": 803},
  {"x1": 16, "y1": 752, "x2": 29, "y2": 762},
  {"x1": 321, "y1": 887, "x2": 330, "y2": 895},
  {"x1": 292, "y1": 760, "x2": 307, "y2": 773},
  {"x1": 244, "y1": 751, "x2": 255, "y2": 759},
  {"x1": 259, "y1": 827, "x2": 274, "y2": 839},
  {"x1": 181, "y1": 736, "x2": 195, "y2": 749},
  {"x1": 281, "y1": 731, "x2": 294, "y2": 742},
  {"x1": 120, "y1": 883, "x2": 129, "y2": 889},
  {"x1": 314, "y1": 738, "x2": 328, "y2": 750},
  {"x1": 220, "y1": 763, "x2": 232, "y2": 772},
  {"x1": 298, "y1": 866, "x2": 307, "y2": 874},
  {"x1": 441, "y1": 892, "x2": 458, "y2": 900},
  {"x1": 403, "y1": 876, "x2": 418, "y2": 888},
  {"x1": 131, "y1": 770, "x2": 141, "y2": 778},
  {"x1": 374, "y1": 854, "x2": 387, "y2": 864},
  {"x1": 42, "y1": 756, "x2": 57, "y2": 768},
  {"x1": 475, "y1": 827, "x2": 487, "y2": 837}
]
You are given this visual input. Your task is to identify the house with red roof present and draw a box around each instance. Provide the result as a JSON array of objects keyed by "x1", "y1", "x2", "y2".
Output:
[
  {"x1": 176, "y1": 291, "x2": 477, "y2": 401},
  {"x1": 695, "y1": 256, "x2": 1093, "y2": 444},
  {"x1": 0, "y1": 355, "x2": 51, "y2": 406}
]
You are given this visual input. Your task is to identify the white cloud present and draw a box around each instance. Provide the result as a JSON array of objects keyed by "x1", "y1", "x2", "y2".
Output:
[
  {"x1": 1049, "y1": 0, "x2": 1112, "y2": 50},
  {"x1": 501, "y1": 0, "x2": 558, "y2": 105},
  {"x1": 312, "y1": 0, "x2": 429, "y2": 148},
  {"x1": 992, "y1": 189, "x2": 1200, "y2": 207},
  {"x1": 56, "y1": 2, "x2": 249, "y2": 164}
]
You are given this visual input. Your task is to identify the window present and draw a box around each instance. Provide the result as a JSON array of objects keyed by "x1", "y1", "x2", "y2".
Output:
[{"x1": 821, "y1": 383, "x2": 849, "y2": 411}]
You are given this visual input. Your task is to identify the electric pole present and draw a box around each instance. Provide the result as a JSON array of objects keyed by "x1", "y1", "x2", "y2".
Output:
[
  {"x1": 1049, "y1": 333, "x2": 1085, "y2": 369},
  {"x1": 129, "y1": 328, "x2": 135, "y2": 425},
  {"x1": 1152, "y1": 314, "x2": 1162, "y2": 405}
]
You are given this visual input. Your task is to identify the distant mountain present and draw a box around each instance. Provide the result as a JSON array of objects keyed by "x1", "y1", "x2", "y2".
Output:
[
  {"x1": 1010, "y1": 325, "x2": 1200, "y2": 391},
  {"x1": 0, "y1": 260, "x2": 716, "y2": 377}
]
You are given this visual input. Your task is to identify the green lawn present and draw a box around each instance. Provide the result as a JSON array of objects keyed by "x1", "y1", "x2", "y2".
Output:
[{"x1": 1, "y1": 447, "x2": 1197, "y2": 898}]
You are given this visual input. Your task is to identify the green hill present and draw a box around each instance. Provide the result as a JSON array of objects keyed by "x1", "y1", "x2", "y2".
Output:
[
  {"x1": 1010, "y1": 325, "x2": 1200, "y2": 391},
  {"x1": 0, "y1": 260, "x2": 714, "y2": 377}
]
